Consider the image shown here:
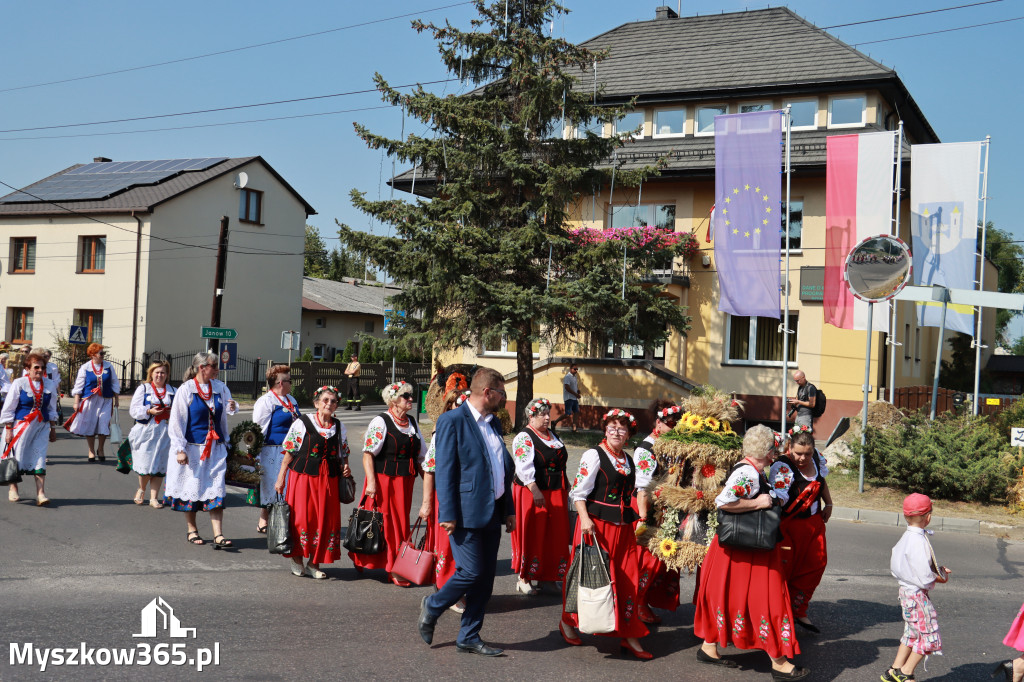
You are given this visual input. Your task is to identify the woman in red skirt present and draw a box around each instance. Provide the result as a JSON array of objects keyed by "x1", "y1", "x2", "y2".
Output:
[
  {"x1": 418, "y1": 389, "x2": 465, "y2": 608},
  {"x1": 354, "y1": 381, "x2": 427, "y2": 586},
  {"x1": 769, "y1": 428, "x2": 833, "y2": 634},
  {"x1": 511, "y1": 398, "x2": 570, "y2": 596},
  {"x1": 274, "y1": 385, "x2": 350, "y2": 579},
  {"x1": 631, "y1": 399, "x2": 683, "y2": 623},
  {"x1": 560, "y1": 409, "x2": 652, "y2": 660},
  {"x1": 694, "y1": 424, "x2": 809, "y2": 681},
  {"x1": 996, "y1": 602, "x2": 1024, "y2": 681}
]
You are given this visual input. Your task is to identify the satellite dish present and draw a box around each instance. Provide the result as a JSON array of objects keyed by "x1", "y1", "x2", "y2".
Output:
[
  {"x1": 844, "y1": 234, "x2": 912, "y2": 303},
  {"x1": 234, "y1": 172, "x2": 248, "y2": 189}
]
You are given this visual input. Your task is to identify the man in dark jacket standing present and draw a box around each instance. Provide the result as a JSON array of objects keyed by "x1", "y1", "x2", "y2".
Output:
[{"x1": 418, "y1": 367, "x2": 515, "y2": 656}]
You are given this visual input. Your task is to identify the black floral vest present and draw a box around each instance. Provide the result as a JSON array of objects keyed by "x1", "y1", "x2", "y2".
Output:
[
  {"x1": 287, "y1": 415, "x2": 342, "y2": 478},
  {"x1": 513, "y1": 429, "x2": 568, "y2": 491},
  {"x1": 374, "y1": 413, "x2": 421, "y2": 477},
  {"x1": 776, "y1": 453, "x2": 824, "y2": 518},
  {"x1": 585, "y1": 446, "x2": 638, "y2": 525}
]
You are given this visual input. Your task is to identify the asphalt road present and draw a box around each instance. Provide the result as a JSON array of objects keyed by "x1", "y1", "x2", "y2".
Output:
[{"x1": 2, "y1": 406, "x2": 1022, "y2": 681}]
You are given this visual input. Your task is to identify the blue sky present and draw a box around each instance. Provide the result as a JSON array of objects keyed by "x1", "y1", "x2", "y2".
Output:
[{"x1": 2, "y1": 1, "x2": 1020, "y2": 332}]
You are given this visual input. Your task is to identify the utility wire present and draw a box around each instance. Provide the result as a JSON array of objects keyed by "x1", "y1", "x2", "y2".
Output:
[
  {"x1": 0, "y1": 1, "x2": 474, "y2": 94},
  {"x1": 852, "y1": 14, "x2": 1024, "y2": 46}
]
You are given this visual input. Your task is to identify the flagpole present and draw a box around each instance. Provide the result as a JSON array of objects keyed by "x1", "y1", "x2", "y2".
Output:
[
  {"x1": 973, "y1": 135, "x2": 992, "y2": 416},
  {"x1": 888, "y1": 121, "x2": 904, "y2": 403},
  {"x1": 781, "y1": 107, "x2": 792, "y2": 437}
]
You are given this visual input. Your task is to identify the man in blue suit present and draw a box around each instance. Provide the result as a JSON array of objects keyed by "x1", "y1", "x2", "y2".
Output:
[{"x1": 418, "y1": 367, "x2": 515, "y2": 656}]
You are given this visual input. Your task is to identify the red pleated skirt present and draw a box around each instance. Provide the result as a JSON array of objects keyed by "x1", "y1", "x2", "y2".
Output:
[
  {"x1": 349, "y1": 474, "x2": 414, "y2": 573},
  {"x1": 779, "y1": 513, "x2": 828, "y2": 618},
  {"x1": 694, "y1": 536, "x2": 800, "y2": 659},
  {"x1": 423, "y1": 492, "x2": 456, "y2": 589},
  {"x1": 1005, "y1": 603, "x2": 1024, "y2": 651},
  {"x1": 511, "y1": 483, "x2": 571, "y2": 582},
  {"x1": 631, "y1": 495, "x2": 681, "y2": 611},
  {"x1": 283, "y1": 466, "x2": 342, "y2": 564},
  {"x1": 561, "y1": 516, "x2": 649, "y2": 639}
]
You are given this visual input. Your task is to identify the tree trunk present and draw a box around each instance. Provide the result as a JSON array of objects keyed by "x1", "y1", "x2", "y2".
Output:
[{"x1": 514, "y1": 329, "x2": 534, "y2": 432}]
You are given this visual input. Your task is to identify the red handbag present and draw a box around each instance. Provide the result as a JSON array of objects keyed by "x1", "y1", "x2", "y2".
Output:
[{"x1": 390, "y1": 518, "x2": 435, "y2": 586}]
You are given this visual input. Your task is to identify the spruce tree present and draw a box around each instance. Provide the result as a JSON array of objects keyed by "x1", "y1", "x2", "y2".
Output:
[{"x1": 338, "y1": 0, "x2": 691, "y2": 428}]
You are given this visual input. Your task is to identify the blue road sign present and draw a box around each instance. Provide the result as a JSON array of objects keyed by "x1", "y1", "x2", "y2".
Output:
[
  {"x1": 69, "y1": 325, "x2": 89, "y2": 345},
  {"x1": 218, "y1": 342, "x2": 237, "y2": 371}
]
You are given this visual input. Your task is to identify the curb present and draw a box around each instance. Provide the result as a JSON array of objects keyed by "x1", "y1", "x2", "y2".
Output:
[{"x1": 834, "y1": 506, "x2": 981, "y2": 534}]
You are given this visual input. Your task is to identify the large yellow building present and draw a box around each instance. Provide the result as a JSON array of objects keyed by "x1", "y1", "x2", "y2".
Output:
[{"x1": 409, "y1": 7, "x2": 995, "y2": 435}]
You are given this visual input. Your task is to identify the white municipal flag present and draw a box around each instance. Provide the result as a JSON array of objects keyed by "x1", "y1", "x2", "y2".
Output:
[{"x1": 910, "y1": 142, "x2": 983, "y2": 335}]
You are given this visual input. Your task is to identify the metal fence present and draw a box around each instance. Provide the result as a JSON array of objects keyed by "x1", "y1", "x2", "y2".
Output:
[{"x1": 893, "y1": 386, "x2": 1022, "y2": 416}]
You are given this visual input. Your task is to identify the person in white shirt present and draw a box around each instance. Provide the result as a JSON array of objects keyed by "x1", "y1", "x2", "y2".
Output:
[
  {"x1": 551, "y1": 364, "x2": 581, "y2": 433},
  {"x1": 0, "y1": 353, "x2": 11, "y2": 401},
  {"x1": 881, "y1": 493, "x2": 950, "y2": 682}
]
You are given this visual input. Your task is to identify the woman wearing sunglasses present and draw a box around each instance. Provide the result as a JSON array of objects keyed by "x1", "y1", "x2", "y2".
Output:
[
  {"x1": 1, "y1": 351, "x2": 58, "y2": 505},
  {"x1": 252, "y1": 364, "x2": 300, "y2": 534},
  {"x1": 67, "y1": 343, "x2": 120, "y2": 462}
]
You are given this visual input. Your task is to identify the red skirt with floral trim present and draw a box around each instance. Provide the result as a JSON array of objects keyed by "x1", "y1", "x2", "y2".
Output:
[
  {"x1": 283, "y1": 466, "x2": 342, "y2": 564},
  {"x1": 561, "y1": 516, "x2": 649, "y2": 639},
  {"x1": 511, "y1": 483, "x2": 571, "y2": 582},
  {"x1": 694, "y1": 536, "x2": 800, "y2": 659},
  {"x1": 631, "y1": 495, "x2": 680, "y2": 611},
  {"x1": 779, "y1": 513, "x2": 827, "y2": 619},
  {"x1": 423, "y1": 492, "x2": 456, "y2": 589},
  {"x1": 349, "y1": 473, "x2": 414, "y2": 572}
]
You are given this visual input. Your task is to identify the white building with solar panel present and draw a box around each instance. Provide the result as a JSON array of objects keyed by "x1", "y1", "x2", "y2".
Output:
[{"x1": 0, "y1": 156, "x2": 315, "y2": 376}]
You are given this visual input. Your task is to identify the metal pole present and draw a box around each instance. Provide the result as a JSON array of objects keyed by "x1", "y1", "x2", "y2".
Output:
[
  {"x1": 930, "y1": 293, "x2": 949, "y2": 420},
  {"x1": 781, "y1": 107, "x2": 792, "y2": 436},
  {"x1": 973, "y1": 135, "x2": 992, "y2": 416},
  {"x1": 859, "y1": 302, "x2": 874, "y2": 493},
  {"x1": 888, "y1": 122, "x2": 904, "y2": 402},
  {"x1": 130, "y1": 212, "x2": 143, "y2": 391}
]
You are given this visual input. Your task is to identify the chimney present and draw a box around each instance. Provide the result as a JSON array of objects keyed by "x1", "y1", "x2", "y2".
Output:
[
  {"x1": 93, "y1": 157, "x2": 112, "y2": 163},
  {"x1": 655, "y1": 6, "x2": 678, "y2": 20}
]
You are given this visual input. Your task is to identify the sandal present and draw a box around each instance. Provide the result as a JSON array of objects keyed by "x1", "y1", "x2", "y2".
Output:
[
  {"x1": 212, "y1": 535, "x2": 234, "y2": 550},
  {"x1": 134, "y1": 489, "x2": 145, "y2": 505},
  {"x1": 149, "y1": 499, "x2": 164, "y2": 509},
  {"x1": 186, "y1": 531, "x2": 205, "y2": 545},
  {"x1": 36, "y1": 495, "x2": 50, "y2": 507},
  {"x1": 256, "y1": 523, "x2": 268, "y2": 534},
  {"x1": 305, "y1": 563, "x2": 328, "y2": 580},
  {"x1": 8, "y1": 488, "x2": 19, "y2": 503}
]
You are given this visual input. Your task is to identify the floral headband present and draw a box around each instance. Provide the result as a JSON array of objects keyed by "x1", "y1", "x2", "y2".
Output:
[
  {"x1": 527, "y1": 398, "x2": 551, "y2": 417},
  {"x1": 773, "y1": 431, "x2": 784, "y2": 448},
  {"x1": 382, "y1": 381, "x2": 413, "y2": 403},
  {"x1": 787, "y1": 424, "x2": 812, "y2": 436},
  {"x1": 455, "y1": 390, "x2": 470, "y2": 407},
  {"x1": 656, "y1": 405, "x2": 682, "y2": 421},
  {"x1": 603, "y1": 408, "x2": 636, "y2": 426},
  {"x1": 314, "y1": 385, "x2": 339, "y2": 400}
]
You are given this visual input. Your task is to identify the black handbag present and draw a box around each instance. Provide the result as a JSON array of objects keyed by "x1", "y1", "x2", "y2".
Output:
[
  {"x1": 717, "y1": 506, "x2": 782, "y2": 551},
  {"x1": 267, "y1": 497, "x2": 292, "y2": 555},
  {"x1": 338, "y1": 474, "x2": 356, "y2": 505},
  {"x1": 343, "y1": 495, "x2": 385, "y2": 555},
  {"x1": 0, "y1": 456, "x2": 21, "y2": 486}
]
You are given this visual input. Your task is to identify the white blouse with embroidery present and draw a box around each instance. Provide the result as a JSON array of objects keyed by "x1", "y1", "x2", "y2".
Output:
[
  {"x1": 568, "y1": 447, "x2": 634, "y2": 504},
  {"x1": 511, "y1": 428, "x2": 564, "y2": 486},
  {"x1": 768, "y1": 455, "x2": 829, "y2": 514},
  {"x1": 714, "y1": 462, "x2": 766, "y2": 508},
  {"x1": 281, "y1": 417, "x2": 350, "y2": 459},
  {"x1": 362, "y1": 413, "x2": 428, "y2": 465},
  {"x1": 631, "y1": 437, "x2": 659, "y2": 490}
]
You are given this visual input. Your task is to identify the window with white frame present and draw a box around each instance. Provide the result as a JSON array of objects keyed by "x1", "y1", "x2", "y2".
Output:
[
  {"x1": 313, "y1": 344, "x2": 327, "y2": 360},
  {"x1": 315, "y1": 317, "x2": 326, "y2": 328},
  {"x1": 828, "y1": 95, "x2": 866, "y2": 128},
  {"x1": 613, "y1": 110, "x2": 645, "y2": 138},
  {"x1": 740, "y1": 102, "x2": 772, "y2": 114},
  {"x1": 725, "y1": 314, "x2": 798, "y2": 365},
  {"x1": 482, "y1": 322, "x2": 541, "y2": 357},
  {"x1": 577, "y1": 116, "x2": 604, "y2": 138},
  {"x1": 696, "y1": 105, "x2": 727, "y2": 135},
  {"x1": 785, "y1": 99, "x2": 818, "y2": 130},
  {"x1": 782, "y1": 199, "x2": 803, "y2": 250},
  {"x1": 653, "y1": 107, "x2": 686, "y2": 137},
  {"x1": 609, "y1": 203, "x2": 676, "y2": 230},
  {"x1": 605, "y1": 338, "x2": 666, "y2": 363}
]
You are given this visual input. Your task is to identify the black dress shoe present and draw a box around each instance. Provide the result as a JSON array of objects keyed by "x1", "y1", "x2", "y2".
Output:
[
  {"x1": 795, "y1": 619, "x2": 821, "y2": 634},
  {"x1": 696, "y1": 648, "x2": 738, "y2": 667},
  {"x1": 770, "y1": 666, "x2": 810, "y2": 681},
  {"x1": 417, "y1": 595, "x2": 436, "y2": 645},
  {"x1": 456, "y1": 642, "x2": 504, "y2": 656}
]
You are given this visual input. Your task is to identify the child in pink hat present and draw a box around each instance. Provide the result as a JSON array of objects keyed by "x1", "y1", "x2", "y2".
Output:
[{"x1": 881, "y1": 493, "x2": 951, "y2": 682}]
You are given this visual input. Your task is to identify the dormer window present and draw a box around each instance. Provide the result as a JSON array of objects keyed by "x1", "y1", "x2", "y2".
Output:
[
  {"x1": 786, "y1": 99, "x2": 818, "y2": 130},
  {"x1": 613, "y1": 110, "x2": 645, "y2": 138},
  {"x1": 696, "y1": 105, "x2": 727, "y2": 135},
  {"x1": 578, "y1": 117, "x2": 604, "y2": 138},
  {"x1": 740, "y1": 102, "x2": 772, "y2": 114},
  {"x1": 828, "y1": 95, "x2": 866, "y2": 128},
  {"x1": 653, "y1": 107, "x2": 686, "y2": 137}
]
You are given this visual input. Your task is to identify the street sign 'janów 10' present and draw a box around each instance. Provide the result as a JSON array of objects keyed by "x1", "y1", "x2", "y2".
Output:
[{"x1": 201, "y1": 327, "x2": 237, "y2": 340}]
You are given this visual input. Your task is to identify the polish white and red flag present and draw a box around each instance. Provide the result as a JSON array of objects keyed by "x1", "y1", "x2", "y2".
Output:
[{"x1": 823, "y1": 131, "x2": 897, "y2": 331}]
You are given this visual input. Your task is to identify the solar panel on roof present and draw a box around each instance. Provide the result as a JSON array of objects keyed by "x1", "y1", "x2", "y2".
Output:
[{"x1": 0, "y1": 157, "x2": 229, "y2": 203}]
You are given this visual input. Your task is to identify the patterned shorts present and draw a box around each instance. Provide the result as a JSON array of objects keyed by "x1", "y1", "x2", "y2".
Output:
[{"x1": 898, "y1": 586, "x2": 942, "y2": 655}]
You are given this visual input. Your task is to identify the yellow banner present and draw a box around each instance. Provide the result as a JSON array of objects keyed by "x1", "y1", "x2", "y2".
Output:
[{"x1": 916, "y1": 301, "x2": 975, "y2": 315}]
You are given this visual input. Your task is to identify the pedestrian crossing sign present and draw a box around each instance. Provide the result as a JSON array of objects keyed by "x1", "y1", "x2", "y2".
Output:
[{"x1": 69, "y1": 325, "x2": 88, "y2": 344}]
